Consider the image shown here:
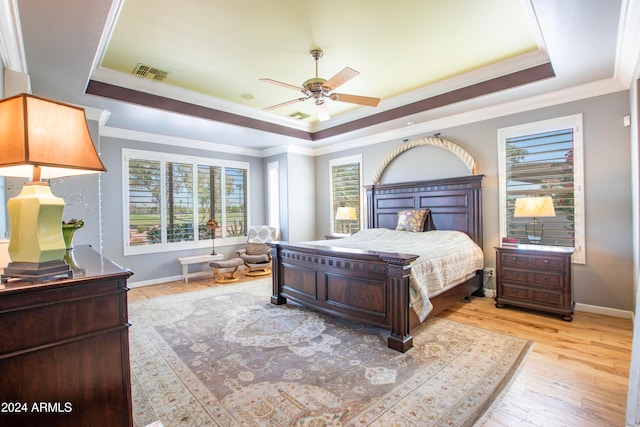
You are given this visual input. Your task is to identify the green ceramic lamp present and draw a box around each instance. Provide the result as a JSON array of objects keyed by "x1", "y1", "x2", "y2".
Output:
[{"x1": 0, "y1": 94, "x2": 106, "y2": 282}]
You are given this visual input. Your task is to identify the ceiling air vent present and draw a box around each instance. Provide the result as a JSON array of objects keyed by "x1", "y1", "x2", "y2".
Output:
[
  {"x1": 288, "y1": 111, "x2": 310, "y2": 120},
  {"x1": 133, "y1": 63, "x2": 169, "y2": 81}
]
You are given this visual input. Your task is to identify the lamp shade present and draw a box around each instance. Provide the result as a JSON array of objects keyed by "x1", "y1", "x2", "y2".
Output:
[
  {"x1": 0, "y1": 94, "x2": 107, "y2": 280},
  {"x1": 514, "y1": 196, "x2": 556, "y2": 218},
  {"x1": 0, "y1": 93, "x2": 106, "y2": 179},
  {"x1": 335, "y1": 206, "x2": 357, "y2": 221}
]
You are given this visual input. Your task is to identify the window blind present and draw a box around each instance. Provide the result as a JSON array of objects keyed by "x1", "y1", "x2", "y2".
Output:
[
  {"x1": 165, "y1": 161, "x2": 194, "y2": 243},
  {"x1": 128, "y1": 159, "x2": 161, "y2": 246},
  {"x1": 331, "y1": 161, "x2": 360, "y2": 234},
  {"x1": 224, "y1": 167, "x2": 247, "y2": 237},
  {"x1": 197, "y1": 165, "x2": 221, "y2": 240},
  {"x1": 505, "y1": 129, "x2": 575, "y2": 247},
  {"x1": 123, "y1": 149, "x2": 249, "y2": 252}
]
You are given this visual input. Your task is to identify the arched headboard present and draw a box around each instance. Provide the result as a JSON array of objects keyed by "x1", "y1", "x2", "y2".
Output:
[{"x1": 372, "y1": 137, "x2": 476, "y2": 184}]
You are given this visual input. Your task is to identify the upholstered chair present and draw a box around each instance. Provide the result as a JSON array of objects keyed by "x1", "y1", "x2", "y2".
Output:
[{"x1": 236, "y1": 226, "x2": 278, "y2": 276}]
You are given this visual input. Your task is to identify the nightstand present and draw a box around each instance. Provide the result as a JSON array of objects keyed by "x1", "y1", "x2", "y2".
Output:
[{"x1": 495, "y1": 244, "x2": 574, "y2": 321}]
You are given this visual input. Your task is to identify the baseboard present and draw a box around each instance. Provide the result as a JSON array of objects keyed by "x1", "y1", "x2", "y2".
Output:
[
  {"x1": 475, "y1": 290, "x2": 632, "y2": 320},
  {"x1": 483, "y1": 289, "x2": 496, "y2": 298},
  {"x1": 129, "y1": 275, "x2": 183, "y2": 288},
  {"x1": 574, "y1": 302, "x2": 633, "y2": 319}
]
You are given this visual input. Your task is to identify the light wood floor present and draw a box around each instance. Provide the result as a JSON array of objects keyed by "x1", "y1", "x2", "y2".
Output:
[{"x1": 129, "y1": 274, "x2": 633, "y2": 427}]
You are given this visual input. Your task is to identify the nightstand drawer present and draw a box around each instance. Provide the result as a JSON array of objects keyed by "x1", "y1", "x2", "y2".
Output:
[
  {"x1": 531, "y1": 289, "x2": 563, "y2": 306},
  {"x1": 531, "y1": 271, "x2": 562, "y2": 288},
  {"x1": 499, "y1": 253, "x2": 529, "y2": 267},
  {"x1": 528, "y1": 255, "x2": 564, "y2": 270},
  {"x1": 502, "y1": 267, "x2": 528, "y2": 283},
  {"x1": 500, "y1": 283, "x2": 530, "y2": 302},
  {"x1": 500, "y1": 252, "x2": 564, "y2": 271}
]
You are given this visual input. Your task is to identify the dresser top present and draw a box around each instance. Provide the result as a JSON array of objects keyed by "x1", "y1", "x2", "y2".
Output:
[
  {"x1": 496, "y1": 244, "x2": 575, "y2": 254},
  {"x1": 0, "y1": 245, "x2": 131, "y2": 293}
]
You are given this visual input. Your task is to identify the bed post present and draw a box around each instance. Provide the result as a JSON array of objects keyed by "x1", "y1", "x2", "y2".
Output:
[
  {"x1": 269, "y1": 243, "x2": 286, "y2": 305},
  {"x1": 367, "y1": 184, "x2": 376, "y2": 228},
  {"x1": 382, "y1": 254, "x2": 418, "y2": 352}
]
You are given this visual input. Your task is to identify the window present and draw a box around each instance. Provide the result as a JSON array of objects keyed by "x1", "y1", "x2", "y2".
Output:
[
  {"x1": 498, "y1": 115, "x2": 585, "y2": 263},
  {"x1": 123, "y1": 149, "x2": 249, "y2": 254},
  {"x1": 329, "y1": 155, "x2": 362, "y2": 235},
  {"x1": 267, "y1": 161, "x2": 280, "y2": 230}
]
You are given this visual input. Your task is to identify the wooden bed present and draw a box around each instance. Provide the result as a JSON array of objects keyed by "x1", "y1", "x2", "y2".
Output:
[{"x1": 269, "y1": 175, "x2": 484, "y2": 352}]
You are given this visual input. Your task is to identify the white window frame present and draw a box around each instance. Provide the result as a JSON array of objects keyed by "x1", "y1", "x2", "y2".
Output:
[
  {"x1": 267, "y1": 160, "x2": 280, "y2": 231},
  {"x1": 329, "y1": 154, "x2": 363, "y2": 236},
  {"x1": 497, "y1": 114, "x2": 585, "y2": 263},
  {"x1": 122, "y1": 148, "x2": 250, "y2": 255}
]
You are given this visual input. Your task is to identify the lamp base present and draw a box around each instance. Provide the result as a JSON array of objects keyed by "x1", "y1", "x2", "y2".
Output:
[
  {"x1": 1, "y1": 260, "x2": 72, "y2": 283},
  {"x1": 525, "y1": 221, "x2": 544, "y2": 244}
]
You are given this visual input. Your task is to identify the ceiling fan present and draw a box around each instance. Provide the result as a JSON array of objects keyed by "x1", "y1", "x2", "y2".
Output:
[{"x1": 260, "y1": 49, "x2": 380, "y2": 121}]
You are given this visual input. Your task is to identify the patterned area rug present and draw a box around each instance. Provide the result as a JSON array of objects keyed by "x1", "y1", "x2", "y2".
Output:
[{"x1": 129, "y1": 278, "x2": 532, "y2": 426}]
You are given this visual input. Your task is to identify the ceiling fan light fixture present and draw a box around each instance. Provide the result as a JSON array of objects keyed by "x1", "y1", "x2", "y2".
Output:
[{"x1": 260, "y1": 48, "x2": 380, "y2": 121}]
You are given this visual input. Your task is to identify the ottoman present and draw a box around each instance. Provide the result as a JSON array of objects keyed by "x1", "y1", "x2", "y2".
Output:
[{"x1": 210, "y1": 257, "x2": 244, "y2": 283}]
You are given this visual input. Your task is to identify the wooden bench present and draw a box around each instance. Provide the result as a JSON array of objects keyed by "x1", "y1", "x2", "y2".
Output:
[{"x1": 176, "y1": 254, "x2": 224, "y2": 283}]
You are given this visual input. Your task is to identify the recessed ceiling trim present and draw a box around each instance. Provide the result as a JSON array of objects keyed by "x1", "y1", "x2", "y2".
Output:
[
  {"x1": 86, "y1": 62, "x2": 554, "y2": 142},
  {"x1": 313, "y1": 62, "x2": 555, "y2": 140},
  {"x1": 85, "y1": 80, "x2": 313, "y2": 141}
]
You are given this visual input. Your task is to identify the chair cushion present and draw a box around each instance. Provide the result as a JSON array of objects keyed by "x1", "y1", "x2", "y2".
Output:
[
  {"x1": 242, "y1": 253, "x2": 270, "y2": 264},
  {"x1": 246, "y1": 242, "x2": 269, "y2": 255}
]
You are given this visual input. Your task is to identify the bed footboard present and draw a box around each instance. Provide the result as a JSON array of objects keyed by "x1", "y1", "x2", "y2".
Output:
[{"x1": 270, "y1": 242, "x2": 418, "y2": 352}]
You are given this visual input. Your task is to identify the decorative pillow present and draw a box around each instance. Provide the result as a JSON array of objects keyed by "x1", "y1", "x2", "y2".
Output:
[{"x1": 395, "y1": 209, "x2": 430, "y2": 232}]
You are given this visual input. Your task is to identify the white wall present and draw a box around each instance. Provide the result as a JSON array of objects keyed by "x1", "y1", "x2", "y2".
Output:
[{"x1": 286, "y1": 152, "x2": 315, "y2": 242}]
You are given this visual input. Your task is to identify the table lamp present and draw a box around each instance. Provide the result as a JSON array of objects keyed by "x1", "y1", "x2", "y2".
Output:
[
  {"x1": 335, "y1": 206, "x2": 357, "y2": 234},
  {"x1": 513, "y1": 196, "x2": 556, "y2": 244},
  {"x1": 0, "y1": 93, "x2": 106, "y2": 282}
]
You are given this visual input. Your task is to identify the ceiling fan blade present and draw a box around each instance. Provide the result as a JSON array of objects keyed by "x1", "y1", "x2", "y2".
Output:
[
  {"x1": 260, "y1": 78, "x2": 302, "y2": 92},
  {"x1": 315, "y1": 100, "x2": 331, "y2": 122},
  {"x1": 323, "y1": 67, "x2": 359, "y2": 91},
  {"x1": 263, "y1": 98, "x2": 304, "y2": 111},
  {"x1": 331, "y1": 93, "x2": 380, "y2": 107}
]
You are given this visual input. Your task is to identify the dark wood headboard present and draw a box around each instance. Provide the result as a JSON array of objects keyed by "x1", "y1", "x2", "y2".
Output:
[{"x1": 364, "y1": 175, "x2": 484, "y2": 249}]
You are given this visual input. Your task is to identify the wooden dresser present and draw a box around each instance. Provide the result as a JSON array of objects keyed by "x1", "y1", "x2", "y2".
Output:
[
  {"x1": 495, "y1": 244, "x2": 574, "y2": 321},
  {"x1": 0, "y1": 246, "x2": 133, "y2": 427}
]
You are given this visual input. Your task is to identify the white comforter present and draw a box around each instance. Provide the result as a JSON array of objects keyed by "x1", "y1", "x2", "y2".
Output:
[{"x1": 307, "y1": 229, "x2": 484, "y2": 321}]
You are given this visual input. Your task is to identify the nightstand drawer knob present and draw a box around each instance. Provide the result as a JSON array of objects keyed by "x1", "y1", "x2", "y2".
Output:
[
  {"x1": 511, "y1": 257, "x2": 517, "y2": 261},
  {"x1": 512, "y1": 272, "x2": 518, "y2": 277},
  {"x1": 544, "y1": 275, "x2": 550, "y2": 281},
  {"x1": 512, "y1": 288, "x2": 519, "y2": 294},
  {"x1": 544, "y1": 293, "x2": 550, "y2": 299},
  {"x1": 544, "y1": 259, "x2": 549, "y2": 263}
]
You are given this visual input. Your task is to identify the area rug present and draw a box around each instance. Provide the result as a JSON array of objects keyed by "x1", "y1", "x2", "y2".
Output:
[{"x1": 129, "y1": 278, "x2": 532, "y2": 426}]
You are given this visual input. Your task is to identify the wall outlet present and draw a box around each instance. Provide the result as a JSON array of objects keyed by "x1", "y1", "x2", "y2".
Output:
[{"x1": 484, "y1": 268, "x2": 495, "y2": 278}]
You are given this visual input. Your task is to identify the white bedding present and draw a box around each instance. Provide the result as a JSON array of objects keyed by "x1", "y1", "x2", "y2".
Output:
[{"x1": 306, "y1": 229, "x2": 484, "y2": 321}]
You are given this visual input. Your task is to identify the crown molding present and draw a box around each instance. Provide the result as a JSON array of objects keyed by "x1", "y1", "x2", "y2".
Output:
[
  {"x1": 313, "y1": 77, "x2": 627, "y2": 157},
  {"x1": 101, "y1": 126, "x2": 263, "y2": 157}
]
